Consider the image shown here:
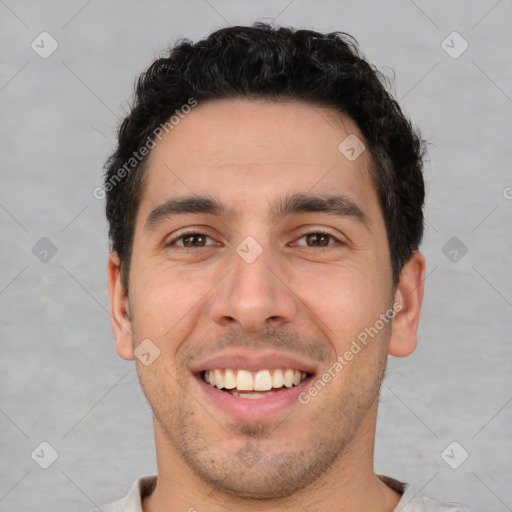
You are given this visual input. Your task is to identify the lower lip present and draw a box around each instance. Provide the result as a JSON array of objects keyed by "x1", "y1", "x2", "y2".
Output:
[{"x1": 195, "y1": 374, "x2": 312, "y2": 421}]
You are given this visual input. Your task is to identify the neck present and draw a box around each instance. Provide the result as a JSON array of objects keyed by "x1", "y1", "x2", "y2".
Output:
[{"x1": 143, "y1": 402, "x2": 401, "y2": 512}]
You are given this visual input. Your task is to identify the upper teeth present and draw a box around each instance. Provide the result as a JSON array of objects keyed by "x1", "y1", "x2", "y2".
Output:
[{"x1": 203, "y1": 369, "x2": 307, "y2": 391}]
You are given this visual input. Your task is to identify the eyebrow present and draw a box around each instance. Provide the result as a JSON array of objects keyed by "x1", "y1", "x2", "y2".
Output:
[
  {"x1": 144, "y1": 192, "x2": 369, "y2": 231},
  {"x1": 270, "y1": 192, "x2": 369, "y2": 229},
  {"x1": 144, "y1": 196, "x2": 231, "y2": 231}
]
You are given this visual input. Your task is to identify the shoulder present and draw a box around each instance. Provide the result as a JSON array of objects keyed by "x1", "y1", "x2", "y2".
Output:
[
  {"x1": 378, "y1": 475, "x2": 472, "y2": 512},
  {"x1": 90, "y1": 475, "x2": 157, "y2": 512},
  {"x1": 398, "y1": 481, "x2": 472, "y2": 512}
]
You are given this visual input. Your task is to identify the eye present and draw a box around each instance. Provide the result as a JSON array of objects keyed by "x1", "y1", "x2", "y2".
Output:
[
  {"x1": 167, "y1": 231, "x2": 215, "y2": 248},
  {"x1": 293, "y1": 231, "x2": 341, "y2": 248}
]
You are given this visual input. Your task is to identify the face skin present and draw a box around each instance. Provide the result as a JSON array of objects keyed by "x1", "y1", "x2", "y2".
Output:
[{"x1": 108, "y1": 98, "x2": 425, "y2": 512}]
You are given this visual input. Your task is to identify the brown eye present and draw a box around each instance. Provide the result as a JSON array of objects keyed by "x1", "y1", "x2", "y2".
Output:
[
  {"x1": 182, "y1": 234, "x2": 207, "y2": 247},
  {"x1": 168, "y1": 232, "x2": 213, "y2": 248},
  {"x1": 291, "y1": 230, "x2": 343, "y2": 250},
  {"x1": 304, "y1": 233, "x2": 332, "y2": 247}
]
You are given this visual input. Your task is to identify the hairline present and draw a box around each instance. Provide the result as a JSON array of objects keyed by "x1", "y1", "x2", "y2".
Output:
[{"x1": 118, "y1": 97, "x2": 398, "y2": 293}]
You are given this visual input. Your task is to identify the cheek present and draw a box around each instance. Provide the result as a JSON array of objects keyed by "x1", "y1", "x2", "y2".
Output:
[
  {"x1": 129, "y1": 263, "x2": 213, "y2": 342},
  {"x1": 293, "y1": 263, "x2": 391, "y2": 347}
]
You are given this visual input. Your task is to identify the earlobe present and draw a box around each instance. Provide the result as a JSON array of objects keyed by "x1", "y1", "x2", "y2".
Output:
[
  {"x1": 107, "y1": 252, "x2": 135, "y2": 360},
  {"x1": 388, "y1": 251, "x2": 426, "y2": 357}
]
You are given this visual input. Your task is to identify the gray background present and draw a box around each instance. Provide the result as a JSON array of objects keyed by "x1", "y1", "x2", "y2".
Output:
[{"x1": 1, "y1": 0, "x2": 511, "y2": 510}]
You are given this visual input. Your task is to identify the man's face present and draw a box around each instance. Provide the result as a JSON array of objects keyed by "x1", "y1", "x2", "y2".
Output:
[{"x1": 110, "y1": 99, "x2": 415, "y2": 498}]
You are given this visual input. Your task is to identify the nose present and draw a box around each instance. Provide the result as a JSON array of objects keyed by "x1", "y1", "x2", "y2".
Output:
[{"x1": 209, "y1": 245, "x2": 297, "y2": 333}]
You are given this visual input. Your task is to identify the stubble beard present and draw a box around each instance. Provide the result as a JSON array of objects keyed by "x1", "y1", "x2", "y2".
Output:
[{"x1": 140, "y1": 354, "x2": 388, "y2": 500}]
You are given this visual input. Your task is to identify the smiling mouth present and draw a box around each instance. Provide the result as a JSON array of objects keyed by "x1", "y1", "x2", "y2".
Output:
[{"x1": 201, "y1": 368, "x2": 310, "y2": 399}]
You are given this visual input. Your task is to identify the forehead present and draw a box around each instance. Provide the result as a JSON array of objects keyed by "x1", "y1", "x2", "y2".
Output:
[{"x1": 137, "y1": 98, "x2": 379, "y2": 221}]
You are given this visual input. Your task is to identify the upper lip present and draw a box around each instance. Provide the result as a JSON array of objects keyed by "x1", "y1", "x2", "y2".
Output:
[{"x1": 190, "y1": 350, "x2": 318, "y2": 375}]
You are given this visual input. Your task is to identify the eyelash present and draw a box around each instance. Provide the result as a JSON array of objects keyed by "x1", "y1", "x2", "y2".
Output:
[
  {"x1": 167, "y1": 230, "x2": 215, "y2": 248},
  {"x1": 167, "y1": 229, "x2": 342, "y2": 249},
  {"x1": 293, "y1": 230, "x2": 342, "y2": 249}
]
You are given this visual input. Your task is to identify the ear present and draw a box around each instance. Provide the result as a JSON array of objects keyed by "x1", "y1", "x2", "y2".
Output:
[
  {"x1": 107, "y1": 252, "x2": 134, "y2": 360},
  {"x1": 388, "y1": 251, "x2": 426, "y2": 357}
]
